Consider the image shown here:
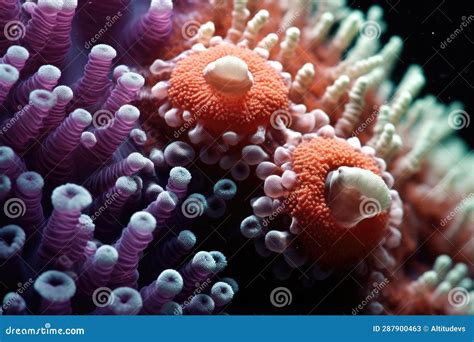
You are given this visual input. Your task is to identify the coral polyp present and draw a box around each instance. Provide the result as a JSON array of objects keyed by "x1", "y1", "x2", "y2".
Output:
[
  {"x1": 166, "y1": 44, "x2": 289, "y2": 134},
  {"x1": 281, "y1": 135, "x2": 394, "y2": 266},
  {"x1": 0, "y1": 0, "x2": 472, "y2": 317}
]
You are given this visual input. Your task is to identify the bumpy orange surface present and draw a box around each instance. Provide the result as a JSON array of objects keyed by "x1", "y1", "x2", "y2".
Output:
[
  {"x1": 168, "y1": 44, "x2": 289, "y2": 134},
  {"x1": 288, "y1": 137, "x2": 389, "y2": 267}
]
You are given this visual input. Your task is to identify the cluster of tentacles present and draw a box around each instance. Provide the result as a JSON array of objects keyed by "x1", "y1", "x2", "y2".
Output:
[{"x1": 0, "y1": 0, "x2": 472, "y2": 316}]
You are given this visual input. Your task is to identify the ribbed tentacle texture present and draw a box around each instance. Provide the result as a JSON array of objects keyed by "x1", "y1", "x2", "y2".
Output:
[
  {"x1": 36, "y1": 108, "x2": 92, "y2": 184},
  {"x1": 83, "y1": 152, "x2": 147, "y2": 196},
  {"x1": 21, "y1": 0, "x2": 62, "y2": 57},
  {"x1": 102, "y1": 72, "x2": 145, "y2": 115},
  {"x1": 38, "y1": 184, "x2": 92, "y2": 264},
  {"x1": 38, "y1": 0, "x2": 77, "y2": 67},
  {"x1": 68, "y1": 214, "x2": 95, "y2": 265},
  {"x1": 0, "y1": 64, "x2": 19, "y2": 105},
  {"x1": 128, "y1": 0, "x2": 173, "y2": 53},
  {"x1": 1, "y1": 90, "x2": 57, "y2": 153},
  {"x1": 12, "y1": 64, "x2": 61, "y2": 108},
  {"x1": 140, "y1": 269, "x2": 183, "y2": 314},
  {"x1": 14, "y1": 171, "x2": 44, "y2": 234},
  {"x1": 145, "y1": 190, "x2": 177, "y2": 228},
  {"x1": 91, "y1": 176, "x2": 138, "y2": 242},
  {"x1": 176, "y1": 251, "x2": 216, "y2": 302},
  {"x1": 83, "y1": 104, "x2": 140, "y2": 167},
  {"x1": 70, "y1": 44, "x2": 116, "y2": 110},
  {"x1": 77, "y1": 245, "x2": 118, "y2": 296},
  {"x1": 109, "y1": 212, "x2": 157, "y2": 288},
  {"x1": 0, "y1": 46, "x2": 29, "y2": 71},
  {"x1": 0, "y1": 146, "x2": 26, "y2": 180}
]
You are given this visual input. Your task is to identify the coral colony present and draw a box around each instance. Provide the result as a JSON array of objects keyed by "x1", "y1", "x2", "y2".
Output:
[{"x1": 0, "y1": 0, "x2": 472, "y2": 316}]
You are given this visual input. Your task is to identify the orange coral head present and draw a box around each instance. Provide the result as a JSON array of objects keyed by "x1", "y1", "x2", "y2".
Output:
[
  {"x1": 168, "y1": 44, "x2": 289, "y2": 134},
  {"x1": 287, "y1": 136, "x2": 389, "y2": 267}
]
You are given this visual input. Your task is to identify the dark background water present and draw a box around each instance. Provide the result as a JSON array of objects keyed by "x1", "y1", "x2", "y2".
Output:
[{"x1": 355, "y1": 0, "x2": 473, "y2": 147}]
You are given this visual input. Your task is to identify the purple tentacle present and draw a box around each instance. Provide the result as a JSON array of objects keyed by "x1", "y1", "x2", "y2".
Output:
[
  {"x1": 11, "y1": 64, "x2": 61, "y2": 108},
  {"x1": 121, "y1": 175, "x2": 143, "y2": 215},
  {"x1": 37, "y1": 184, "x2": 92, "y2": 264},
  {"x1": 80, "y1": 104, "x2": 140, "y2": 167},
  {"x1": 21, "y1": 0, "x2": 62, "y2": 56},
  {"x1": 83, "y1": 240, "x2": 97, "y2": 261},
  {"x1": 35, "y1": 108, "x2": 91, "y2": 184},
  {"x1": 140, "y1": 269, "x2": 183, "y2": 314},
  {"x1": 77, "y1": 245, "x2": 118, "y2": 296},
  {"x1": 91, "y1": 176, "x2": 139, "y2": 242},
  {"x1": 0, "y1": 225, "x2": 26, "y2": 291},
  {"x1": 176, "y1": 251, "x2": 216, "y2": 302},
  {"x1": 70, "y1": 44, "x2": 116, "y2": 110},
  {"x1": 102, "y1": 72, "x2": 144, "y2": 115},
  {"x1": 0, "y1": 45, "x2": 29, "y2": 71},
  {"x1": 166, "y1": 166, "x2": 192, "y2": 200},
  {"x1": 0, "y1": 146, "x2": 26, "y2": 180},
  {"x1": 84, "y1": 152, "x2": 147, "y2": 196},
  {"x1": 128, "y1": 0, "x2": 173, "y2": 53},
  {"x1": 34, "y1": 270, "x2": 76, "y2": 315},
  {"x1": 0, "y1": 174, "x2": 12, "y2": 203},
  {"x1": 68, "y1": 214, "x2": 95, "y2": 264},
  {"x1": 0, "y1": 63, "x2": 19, "y2": 105},
  {"x1": 41, "y1": 85, "x2": 74, "y2": 133},
  {"x1": 145, "y1": 190, "x2": 177, "y2": 228},
  {"x1": 0, "y1": 89, "x2": 57, "y2": 154},
  {"x1": 38, "y1": 0, "x2": 77, "y2": 67},
  {"x1": 14, "y1": 171, "x2": 45, "y2": 234},
  {"x1": 109, "y1": 212, "x2": 156, "y2": 288}
]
